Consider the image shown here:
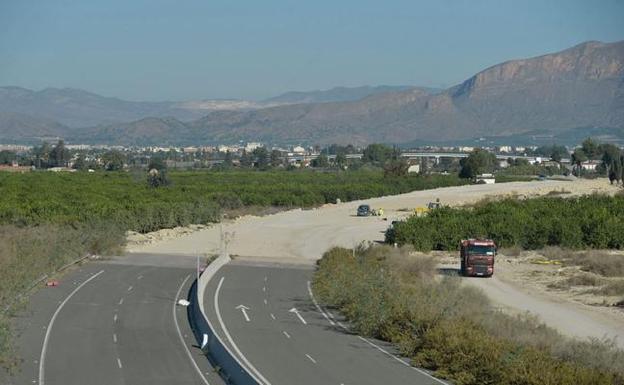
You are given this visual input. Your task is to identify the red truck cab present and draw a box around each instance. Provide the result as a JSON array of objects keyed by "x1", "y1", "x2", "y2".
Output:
[{"x1": 460, "y1": 239, "x2": 496, "y2": 277}]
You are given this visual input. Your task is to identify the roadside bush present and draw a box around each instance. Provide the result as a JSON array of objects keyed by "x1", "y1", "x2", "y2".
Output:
[{"x1": 313, "y1": 245, "x2": 623, "y2": 384}]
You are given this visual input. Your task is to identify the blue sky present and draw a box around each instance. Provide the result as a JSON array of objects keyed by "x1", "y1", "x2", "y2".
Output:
[{"x1": 1, "y1": 0, "x2": 623, "y2": 101}]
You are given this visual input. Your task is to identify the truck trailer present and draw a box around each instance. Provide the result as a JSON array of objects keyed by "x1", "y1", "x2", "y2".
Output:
[{"x1": 460, "y1": 239, "x2": 496, "y2": 277}]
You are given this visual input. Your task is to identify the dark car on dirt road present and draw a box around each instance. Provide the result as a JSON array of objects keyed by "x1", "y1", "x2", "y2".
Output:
[{"x1": 357, "y1": 204, "x2": 371, "y2": 216}]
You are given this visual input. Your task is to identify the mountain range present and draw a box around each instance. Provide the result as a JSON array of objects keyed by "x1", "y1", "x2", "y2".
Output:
[{"x1": 1, "y1": 40, "x2": 623, "y2": 146}]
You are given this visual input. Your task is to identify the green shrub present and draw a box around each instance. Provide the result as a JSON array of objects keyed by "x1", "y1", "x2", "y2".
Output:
[{"x1": 388, "y1": 195, "x2": 624, "y2": 251}]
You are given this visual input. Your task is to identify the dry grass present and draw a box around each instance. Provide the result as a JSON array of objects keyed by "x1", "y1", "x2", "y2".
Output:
[
  {"x1": 594, "y1": 280, "x2": 624, "y2": 296},
  {"x1": 540, "y1": 246, "x2": 573, "y2": 261},
  {"x1": 569, "y1": 251, "x2": 624, "y2": 277},
  {"x1": 539, "y1": 247, "x2": 624, "y2": 277},
  {"x1": 499, "y1": 245, "x2": 523, "y2": 257},
  {"x1": 548, "y1": 272, "x2": 606, "y2": 290}
]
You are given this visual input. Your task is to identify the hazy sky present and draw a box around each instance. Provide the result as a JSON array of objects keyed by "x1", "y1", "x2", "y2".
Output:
[{"x1": 1, "y1": 0, "x2": 623, "y2": 101}]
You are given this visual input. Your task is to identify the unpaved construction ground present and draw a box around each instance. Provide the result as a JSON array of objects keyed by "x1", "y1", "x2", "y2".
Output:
[{"x1": 127, "y1": 178, "x2": 624, "y2": 347}]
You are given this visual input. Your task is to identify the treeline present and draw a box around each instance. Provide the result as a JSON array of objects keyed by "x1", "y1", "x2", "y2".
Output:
[
  {"x1": 387, "y1": 195, "x2": 624, "y2": 251},
  {"x1": 458, "y1": 137, "x2": 624, "y2": 182},
  {"x1": 313, "y1": 246, "x2": 623, "y2": 385}
]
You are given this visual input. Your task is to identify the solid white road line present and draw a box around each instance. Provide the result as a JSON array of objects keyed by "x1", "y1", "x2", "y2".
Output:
[
  {"x1": 39, "y1": 270, "x2": 104, "y2": 385},
  {"x1": 307, "y1": 281, "x2": 335, "y2": 326},
  {"x1": 357, "y1": 336, "x2": 448, "y2": 385},
  {"x1": 173, "y1": 275, "x2": 211, "y2": 385},
  {"x1": 215, "y1": 277, "x2": 272, "y2": 385},
  {"x1": 305, "y1": 354, "x2": 317, "y2": 364},
  {"x1": 309, "y1": 282, "x2": 448, "y2": 385},
  {"x1": 282, "y1": 331, "x2": 291, "y2": 339}
]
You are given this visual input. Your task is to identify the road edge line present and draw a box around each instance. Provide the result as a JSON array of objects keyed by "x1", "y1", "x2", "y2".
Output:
[
  {"x1": 307, "y1": 278, "x2": 448, "y2": 385},
  {"x1": 39, "y1": 270, "x2": 104, "y2": 385}
]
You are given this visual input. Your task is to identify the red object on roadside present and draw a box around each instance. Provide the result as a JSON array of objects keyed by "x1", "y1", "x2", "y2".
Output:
[{"x1": 46, "y1": 280, "x2": 59, "y2": 287}]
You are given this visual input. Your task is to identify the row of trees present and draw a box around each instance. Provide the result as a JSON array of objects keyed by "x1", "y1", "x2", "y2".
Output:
[
  {"x1": 387, "y1": 195, "x2": 624, "y2": 251},
  {"x1": 458, "y1": 138, "x2": 624, "y2": 182}
]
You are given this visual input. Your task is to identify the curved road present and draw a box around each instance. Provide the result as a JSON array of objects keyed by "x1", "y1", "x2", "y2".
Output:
[
  {"x1": 7, "y1": 254, "x2": 224, "y2": 385},
  {"x1": 203, "y1": 259, "x2": 446, "y2": 385}
]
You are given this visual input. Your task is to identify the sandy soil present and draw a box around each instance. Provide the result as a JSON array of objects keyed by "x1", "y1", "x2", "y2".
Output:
[{"x1": 127, "y1": 178, "x2": 624, "y2": 346}]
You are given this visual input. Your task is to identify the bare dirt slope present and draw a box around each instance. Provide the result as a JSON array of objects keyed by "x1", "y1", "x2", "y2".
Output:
[{"x1": 128, "y1": 178, "x2": 624, "y2": 345}]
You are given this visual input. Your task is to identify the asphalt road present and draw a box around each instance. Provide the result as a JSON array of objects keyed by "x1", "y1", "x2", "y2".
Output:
[
  {"x1": 6, "y1": 254, "x2": 224, "y2": 385},
  {"x1": 203, "y1": 260, "x2": 446, "y2": 385}
]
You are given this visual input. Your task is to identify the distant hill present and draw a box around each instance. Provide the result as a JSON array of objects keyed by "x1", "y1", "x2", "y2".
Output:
[
  {"x1": 263, "y1": 85, "x2": 438, "y2": 104},
  {"x1": 0, "y1": 86, "x2": 207, "y2": 127},
  {"x1": 0, "y1": 111, "x2": 69, "y2": 143},
  {"x1": 185, "y1": 40, "x2": 624, "y2": 145},
  {"x1": 1, "y1": 40, "x2": 622, "y2": 146},
  {"x1": 0, "y1": 84, "x2": 429, "y2": 137}
]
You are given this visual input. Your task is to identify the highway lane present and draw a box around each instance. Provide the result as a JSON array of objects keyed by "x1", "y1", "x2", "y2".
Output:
[
  {"x1": 6, "y1": 254, "x2": 224, "y2": 385},
  {"x1": 204, "y1": 260, "x2": 445, "y2": 385}
]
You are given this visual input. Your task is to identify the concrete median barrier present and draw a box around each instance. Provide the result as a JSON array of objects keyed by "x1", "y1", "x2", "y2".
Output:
[{"x1": 187, "y1": 254, "x2": 261, "y2": 385}]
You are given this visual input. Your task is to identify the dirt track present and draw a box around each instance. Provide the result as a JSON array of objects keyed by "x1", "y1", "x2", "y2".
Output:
[{"x1": 128, "y1": 178, "x2": 624, "y2": 346}]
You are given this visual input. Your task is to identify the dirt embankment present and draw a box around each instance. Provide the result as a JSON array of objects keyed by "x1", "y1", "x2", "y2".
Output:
[{"x1": 127, "y1": 178, "x2": 618, "y2": 258}]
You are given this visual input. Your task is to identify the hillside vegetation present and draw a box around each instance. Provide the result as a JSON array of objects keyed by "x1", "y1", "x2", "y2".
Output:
[{"x1": 313, "y1": 246, "x2": 624, "y2": 385}]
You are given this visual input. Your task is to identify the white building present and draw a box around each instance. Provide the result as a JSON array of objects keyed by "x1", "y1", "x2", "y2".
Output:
[
  {"x1": 407, "y1": 164, "x2": 420, "y2": 173},
  {"x1": 581, "y1": 160, "x2": 600, "y2": 171},
  {"x1": 245, "y1": 142, "x2": 262, "y2": 152},
  {"x1": 292, "y1": 145, "x2": 306, "y2": 154}
]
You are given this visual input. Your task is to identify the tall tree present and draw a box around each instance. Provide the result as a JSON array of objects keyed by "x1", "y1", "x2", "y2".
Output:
[
  {"x1": 362, "y1": 144, "x2": 393, "y2": 163},
  {"x1": 581, "y1": 137, "x2": 599, "y2": 160},
  {"x1": 49, "y1": 140, "x2": 70, "y2": 167},
  {"x1": 33, "y1": 142, "x2": 51, "y2": 169},
  {"x1": 240, "y1": 150, "x2": 252, "y2": 168},
  {"x1": 270, "y1": 150, "x2": 282, "y2": 168},
  {"x1": 459, "y1": 148, "x2": 497, "y2": 179},
  {"x1": 0, "y1": 150, "x2": 16, "y2": 165},
  {"x1": 311, "y1": 153, "x2": 329, "y2": 168},
  {"x1": 571, "y1": 149, "x2": 587, "y2": 176},
  {"x1": 102, "y1": 150, "x2": 126, "y2": 171},
  {"x1": 252, "y1": 147, "x2": 269, "y2": 169}
]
